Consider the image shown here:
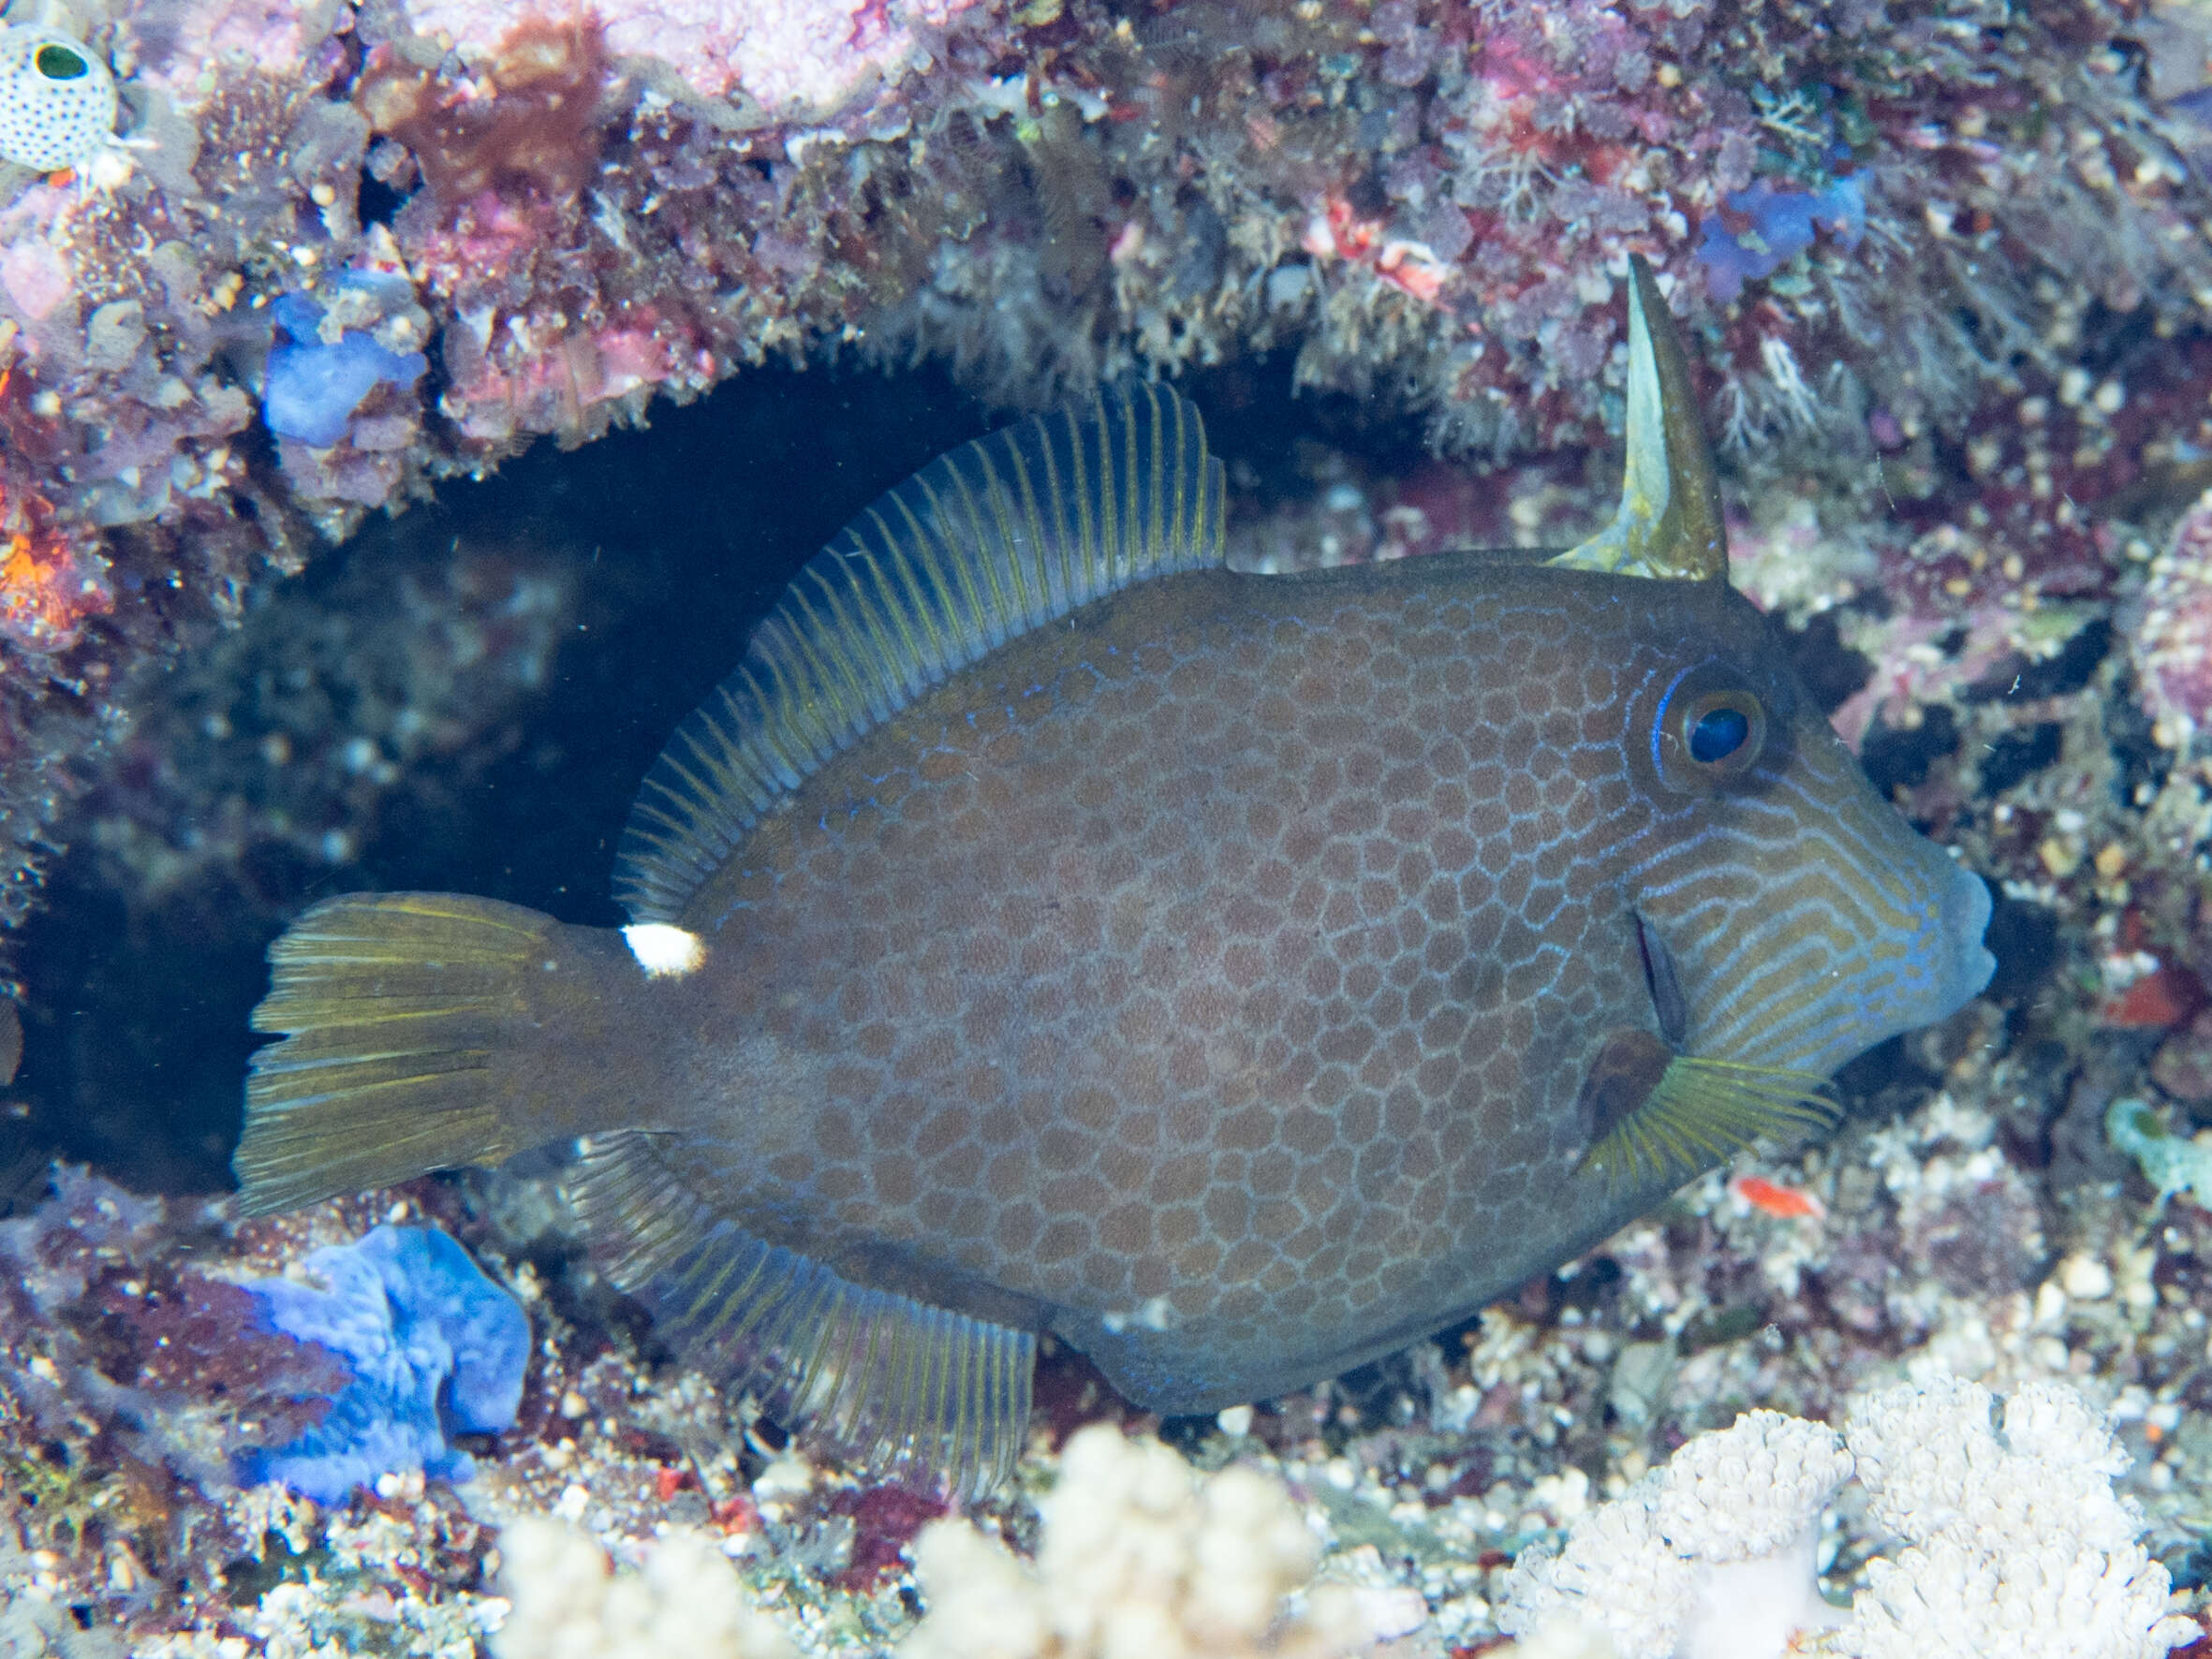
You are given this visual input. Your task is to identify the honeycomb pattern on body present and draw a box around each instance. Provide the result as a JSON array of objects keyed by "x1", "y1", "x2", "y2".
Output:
[{"x1": 641, "y1": 562, "x2": 1798, "y2": 1409}]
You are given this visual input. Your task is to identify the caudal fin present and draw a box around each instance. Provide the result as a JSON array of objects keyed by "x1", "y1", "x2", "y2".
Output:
[{"x1": 235, "y1": 892, "x2": 556, "y2": 1214}]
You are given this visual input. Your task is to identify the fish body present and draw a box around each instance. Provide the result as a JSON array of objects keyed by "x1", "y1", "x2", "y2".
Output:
[
  {"x1": 236, "y1": 262, "x2": 1994, "y2": 1493},
  {"x1": 581, "y1": 557, "x2": 1980, "y2": 1410}
]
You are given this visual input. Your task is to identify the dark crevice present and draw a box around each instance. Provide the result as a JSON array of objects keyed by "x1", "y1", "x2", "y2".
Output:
[
  {"x1": 1965, "y1": 618, "x2": 2112, "y2": 702},
  {"x1": 1860, "y1": 703, "x2": 1960, "y2": 797},
  {"x1": 1978, "y1": 721, "x2": 2062, "y2": 796}
]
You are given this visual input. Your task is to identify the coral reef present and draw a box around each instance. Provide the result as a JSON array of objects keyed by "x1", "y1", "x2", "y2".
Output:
[
  {"x1": 2130, "y1": 483, "x2": 2212, "y2": 751},
  {"x1": 1843, "y1": 1376, "x2": 2189, "y2": 1658},
  {"x1": 13, "y1": 0, "x2": 2212, "y2": 1654},
  {"x1": 1500, "y1": 1378, "x2": 2192, "y2": 1658},
  {"x1": 1498, "y1": 1407, "x2": 1851, "y2": 1658},
  {"x1": 492, "y1": 1519, "x2": 793, "y2": 1659},
  {"x1": 900, "y1": 1423, "x2": 1379, "y2": 1659},
  {"x1": 0, "y1": 1167, "x2": 435, "y2": 1646},
  {"x1": 260, "y1": 287, "x2": 428, "y2": 449},
  {"x1": 2108, "y1": 1097, "x2": 2212, "y2": 1213}
]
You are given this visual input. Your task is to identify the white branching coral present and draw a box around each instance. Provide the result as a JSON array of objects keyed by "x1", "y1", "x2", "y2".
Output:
[
  {"x1": 1500, "y1": 1377, "x2": 2195, "y2": 1659},
  {"x1": 1501, "y1": 1409, "x2": 1852, "y2": 1659},
  {"x1": 1838, "y1": 1375, "x2": 2191, "y2": 1659},
  {"x1": 900, "y1": 1423, "x2": 1371, "y2": 1659},
  {"x1": 490, "y1": 1519, "x2": 794, "y2": 1659}
]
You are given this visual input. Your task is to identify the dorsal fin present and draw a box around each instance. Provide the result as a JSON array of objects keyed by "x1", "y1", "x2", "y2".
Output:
[
  {"x1": 1550, "y1": 254, "x2": 1729, "y2": 582},
  {"x1": 615, "y1": 384, "x2": 1229, "y2": 924}
]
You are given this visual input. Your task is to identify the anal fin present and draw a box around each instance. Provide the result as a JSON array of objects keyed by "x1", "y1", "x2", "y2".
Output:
[{"x1": 568, "y1": 1131, "x2": 1036, "y2": 1501}]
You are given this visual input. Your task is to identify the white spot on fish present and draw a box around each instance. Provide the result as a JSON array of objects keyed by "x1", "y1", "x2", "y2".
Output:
[
  {"x1": 624, "y1": 922, "x2": 705, "y2": 978},
  {"x1": 1101, "y1": 1295, "x2": 1177, "y2": 1334}
]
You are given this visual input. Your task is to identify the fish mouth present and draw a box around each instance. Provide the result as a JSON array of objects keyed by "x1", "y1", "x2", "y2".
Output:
[
  {"x1": 1939, "y1": 865, "x2": 1998, "y2": 1015},
  {"x1": 1626, "y1": 851, "x2": 1996, "y2": 1087}
]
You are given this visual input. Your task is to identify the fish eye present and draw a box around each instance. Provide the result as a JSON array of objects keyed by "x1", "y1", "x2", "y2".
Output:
[
  {"x1": 1648, "y1": 669, "x2": 1770, "y2": 792},
  {"x1": 1678, "y1": 688, "x2": 1763, "y2": 777},
  {"x1": 34, "y1": 43, "x2": 88, "y2": 80},
  {"x1": 1689, "y1": 702, "x2": 1749, "y2": 762}
]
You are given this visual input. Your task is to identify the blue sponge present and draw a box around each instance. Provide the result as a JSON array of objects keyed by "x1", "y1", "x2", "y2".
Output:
[
  {"x1": 1697, "y1": 175, "x2": 1865, "y2": 302},
  {"x1": 263, "y1": 294, "x2": 427, "y2": 448},
  {"x1": 239, "y1": 1226, "x2": 531, "y2": 1503}
]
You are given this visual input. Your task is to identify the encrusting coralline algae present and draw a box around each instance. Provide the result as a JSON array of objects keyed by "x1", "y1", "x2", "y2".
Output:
[{"x1": 4, "y1": 0, "x2": 2212, "y2": 1656}]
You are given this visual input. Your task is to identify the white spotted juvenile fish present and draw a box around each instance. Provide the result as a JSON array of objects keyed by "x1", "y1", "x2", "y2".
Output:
[{"x1": 235, "y1": 260, "x2": 1994, "y2": 1496}]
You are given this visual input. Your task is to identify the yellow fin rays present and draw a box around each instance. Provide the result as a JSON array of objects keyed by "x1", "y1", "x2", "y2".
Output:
[
  {"x1": 568, "y1": 1131, "x2": 1034, "y2": 1501},
  {"x1": 1577, "y1": 1054, "x2": 1838, "y2": 1194},
  {"x1": 615, "y1": 384, "x2": 1228, "y2": 926}
]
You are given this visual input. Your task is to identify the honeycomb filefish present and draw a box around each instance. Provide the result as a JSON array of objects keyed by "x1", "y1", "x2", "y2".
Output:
[{"x1": 235, "y1": 260, "x2": 1994, "y2": 1498}]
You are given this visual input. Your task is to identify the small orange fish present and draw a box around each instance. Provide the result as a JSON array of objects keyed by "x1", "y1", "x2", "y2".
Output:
[{"x1": 1731, "y1": 1174, "x2": 1825, "y2": 1221}]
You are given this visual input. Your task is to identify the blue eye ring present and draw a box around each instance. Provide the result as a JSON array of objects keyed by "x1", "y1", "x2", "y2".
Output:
[{"x1": 1677, "y1": 686, "x2": 1765, "y2": 778}]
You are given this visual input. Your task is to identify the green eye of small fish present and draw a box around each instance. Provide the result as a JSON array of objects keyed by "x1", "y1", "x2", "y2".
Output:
[{"x1": 34, "y1": 44, "x2": 88, "y2": 80}]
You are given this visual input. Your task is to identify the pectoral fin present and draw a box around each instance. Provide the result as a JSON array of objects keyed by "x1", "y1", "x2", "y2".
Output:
[{"x1": 1574, "y1": 1029, "x2": 1837, "y2": 1193}]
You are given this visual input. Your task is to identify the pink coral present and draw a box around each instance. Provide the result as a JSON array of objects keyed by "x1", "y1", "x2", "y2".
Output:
[
  {"x1": 394, "y1": 0, "x2": 988, "y2": 115},
  {"x1": 0, "y1": 227, "x2": 69, "y2": 323},
  {"x1": 127, "y1": 0, "x2": 318, "y2": 95},
  {"x1": 443, "y1": 318, "x2": 690, "y2": 444}
]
